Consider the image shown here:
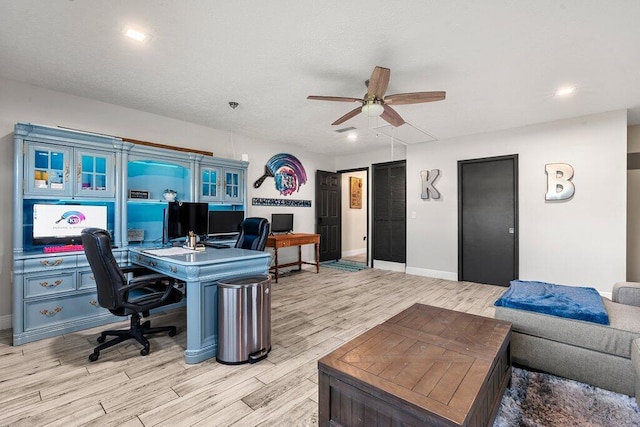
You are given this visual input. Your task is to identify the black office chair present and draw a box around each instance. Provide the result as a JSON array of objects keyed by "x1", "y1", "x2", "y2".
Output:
[
  {"x1": 81, "y1": 228, "x2": 183, "y2": 361},
  {"x1": 235, "y1": 217, "x2": 270, "y2": 251}
]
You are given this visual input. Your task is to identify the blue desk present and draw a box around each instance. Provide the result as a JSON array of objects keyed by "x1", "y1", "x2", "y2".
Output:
[{"x1": 129, "y1": 247, "x2": 270, "y2": 364}]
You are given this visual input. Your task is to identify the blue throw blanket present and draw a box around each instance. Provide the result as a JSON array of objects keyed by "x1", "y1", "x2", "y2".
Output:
[{"x1": 494, "y1": 280, "x2": 609, "y2": 325}]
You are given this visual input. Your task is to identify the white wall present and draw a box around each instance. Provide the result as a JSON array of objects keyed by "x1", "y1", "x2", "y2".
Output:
[
  {"x1": 0, "y1": 77, "x2": 334, "y2": 325},
  {"x1": 334, "y1": 144, "x2": 407, "y2": 171},
  {"x1": 405, "y1": 110, "x2": 628, "y2": 295},
  {"x1": 627, "y1": 125, "x2": 640, "y2": 281},
  {"x1": 340, "y1": 170, "x2": 367, "y2": 257}
]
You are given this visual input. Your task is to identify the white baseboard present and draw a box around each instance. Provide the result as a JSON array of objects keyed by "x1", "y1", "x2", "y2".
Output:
[
  {"x1": 0, "y1": 314, "x2": 11, "y2": 331},
  {"x1": 373, "y1": 260, "x2": 406, "y2": 272},
  {"x1": 342, "y1": 248, "x2": 366, "y2": 257},
  {"x1": 405, "y1": 266, "x2": 458, "y2": 281}
]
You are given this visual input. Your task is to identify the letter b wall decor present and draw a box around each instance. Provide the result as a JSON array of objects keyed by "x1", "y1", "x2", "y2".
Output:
[{"x1": 545, "y1": 163, "x2": 575, "y2": 201}]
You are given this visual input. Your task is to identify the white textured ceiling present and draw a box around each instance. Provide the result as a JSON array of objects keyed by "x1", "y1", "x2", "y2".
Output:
[{"x1": 1, "y1": 1, "x2": 639, "y2": 155}]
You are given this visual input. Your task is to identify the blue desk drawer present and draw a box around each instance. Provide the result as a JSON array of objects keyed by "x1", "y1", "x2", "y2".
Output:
[
  {"x1": 77, "y1": 269, "x2": 97, "y2": 289},
  {"x1": 24, "y1": 292, "x2": 107, "y2": 331},
  {"x1": 24, "y1": 255, "x2": 77, "y2": 273},
  {"x1": 130, "y1": 253, "x2": 188, "y2": 277},
  {"x1": 24, "y1": 271, "x2": 75, "y2": 298}
]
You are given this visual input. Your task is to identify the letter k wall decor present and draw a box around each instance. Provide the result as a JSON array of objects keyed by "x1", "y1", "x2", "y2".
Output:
[
  {"x1": 420, "y1": 169, "x2": 441, "y2": 200},
  {"x1": 545, "y1": 163, "x2": 575, "y2": 201}
]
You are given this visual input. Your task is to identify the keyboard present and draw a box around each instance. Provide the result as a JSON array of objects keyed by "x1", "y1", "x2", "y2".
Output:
[
  {"x1": 203, "y1": 241, "x2": 230, "y2": 249},
  {"x1": 43, "y1": 244, "x2": 84, "y2": 253}
]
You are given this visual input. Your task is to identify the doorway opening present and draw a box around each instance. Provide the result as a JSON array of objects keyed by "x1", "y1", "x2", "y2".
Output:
[
  {"x1": 338, "y1": 167, "x2": 369, "y2": 266},
  {"x1": 315, "y1": 168, "x2": 370, "y2": 267}
]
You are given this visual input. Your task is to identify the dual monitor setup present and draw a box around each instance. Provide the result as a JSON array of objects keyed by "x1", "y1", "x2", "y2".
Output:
[
  {"x1": 166, "y1": 202, "x2": 295, "y2": 242},
  {"x1": 31, "y1": 201, "x2": 295, "y2": 250}
]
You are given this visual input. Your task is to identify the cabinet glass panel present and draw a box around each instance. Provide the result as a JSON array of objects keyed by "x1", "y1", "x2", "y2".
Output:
[
  {"x1": 225, "y1": 171, "x2": 240, "y2": 199},
  {"x1": 37, "y1": 150, "x2": 65, "y2": 189},
  {"x1": 27, "y1": 144, "x2": 71, "y2": 195},
  {"x1": 202, "y1": 168, "x2": 218, "y2": 198},
  {"x1": 76, "y1": 151, "x2": 114, "y2": 197}
]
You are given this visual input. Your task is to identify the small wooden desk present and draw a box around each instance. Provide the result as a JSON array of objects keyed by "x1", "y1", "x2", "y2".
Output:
[
  {"x1": 318, "y1": 304, "x2": 512, "y2": 426},
  {"x1": 266, "y1": 233, "x2": 320, "y2": 283}
]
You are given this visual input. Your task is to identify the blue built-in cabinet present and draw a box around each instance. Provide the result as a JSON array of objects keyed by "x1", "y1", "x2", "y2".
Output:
[{"x1": 12, "y1": 123, "x2": 248, "y2": 345}]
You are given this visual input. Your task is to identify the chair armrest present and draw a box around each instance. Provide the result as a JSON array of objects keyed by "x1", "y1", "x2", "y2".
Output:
[
  {"x1": 120, "y1": 274, "x2": 179, "y2": 312},
  {"x1": 612, "y1": 282, "x2": 640, "y2": 307},
  {"x1": 120, "y1": 273, "x2": 175, "y2": 293},
  {"x1": 120, "y1": 265, "x2": 156, "y2": 276}
]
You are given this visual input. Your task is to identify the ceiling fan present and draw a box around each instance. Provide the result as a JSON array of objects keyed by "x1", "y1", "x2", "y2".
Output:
[{"x1": 307, "y1": 66, "x2": 445, "y2": 127}]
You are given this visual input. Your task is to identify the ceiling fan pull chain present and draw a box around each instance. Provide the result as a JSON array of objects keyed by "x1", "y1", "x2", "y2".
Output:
[{"x1": 391, "y1": 126, "x2": 395, "y2": 160}]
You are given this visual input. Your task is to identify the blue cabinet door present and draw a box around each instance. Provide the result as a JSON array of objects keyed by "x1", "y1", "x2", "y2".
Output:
[
  {"x1": 25, "y1": 143, "x2": 72, "y2": 196},
  {"x1": 75, "y1": 149, "x2": 116, "y2": 198},
  {"x1": 201, "y1": 167, "x2": 221, "y2": 201},
  {"x1": 224, "y1": 168, "x2": 243, "y2": 203}
]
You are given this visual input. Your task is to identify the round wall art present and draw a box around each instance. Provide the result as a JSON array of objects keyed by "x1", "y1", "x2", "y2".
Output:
[{"x1": 254, "y1": 153, "x2": 307, "y2": 195}]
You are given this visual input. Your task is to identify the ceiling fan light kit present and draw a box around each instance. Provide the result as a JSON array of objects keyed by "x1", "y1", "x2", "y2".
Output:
[
  {"x1": 361, "y1": 102, "x2": 384, "y2": 117},
  {"x1": 307, "y1": 66, "x2": 446, "y2": 127}
]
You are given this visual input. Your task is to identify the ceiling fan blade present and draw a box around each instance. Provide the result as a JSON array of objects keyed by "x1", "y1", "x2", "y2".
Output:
[
  {"x1": 332, "y1": 107, "x2": 362, "y2": 125},
  {"x1": 384, "y1": 91, "x2": 446, "y2": 105},
  {"x1": 380, "y1": 105, "x2": 405, "y2": 127},
  {"x1": 307, "y1": 96, "x2": 363, "y2": 103},
  {"x1": 367, "y1": 66, "x2": 391, "y2": 99}
]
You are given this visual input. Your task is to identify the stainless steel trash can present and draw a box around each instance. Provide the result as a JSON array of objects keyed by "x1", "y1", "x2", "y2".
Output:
[{"x1": 216, "y1": 275, "x2": 271, "y2": 364}]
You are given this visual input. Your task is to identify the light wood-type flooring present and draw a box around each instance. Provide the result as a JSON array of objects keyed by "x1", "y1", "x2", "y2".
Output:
[{"x1": 0, "y1": 266, "x2": 506, "y2": 426}]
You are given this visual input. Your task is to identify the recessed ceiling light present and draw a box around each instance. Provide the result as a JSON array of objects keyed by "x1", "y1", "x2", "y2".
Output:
[
  {"x1": 555, "y1": 86, "x2": 576, "y2": 97},
  {"x1": 347, "y1": 133, "x2": 358, "y2": 141},
  {"x1": 124, "y1": 28, "x2": 147, "y2": 42}
]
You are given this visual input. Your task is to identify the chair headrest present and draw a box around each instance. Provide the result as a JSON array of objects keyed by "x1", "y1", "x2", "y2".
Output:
[{"x1": 241, "y1": 217, "x2": 268, "y2": 235}]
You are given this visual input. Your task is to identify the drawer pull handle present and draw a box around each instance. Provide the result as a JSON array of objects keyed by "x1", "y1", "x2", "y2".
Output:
[
  {"x1": 40, "y1": 307, "x2": 63, "y2": 317},
  {"x1": 170, "y1": 266, "x2": 177, "y2": 273},
  {"x1": 89, "y1": 300, "x2": 99, "y2": 307},
  {"x1": 41, "y1": 259, "x2": 64, "y2": 267},
  {"x1": 40, "y1": 280, "x2": 62, "y2": 288},
  {"x1": 149, "y1": 261, "x2": 157, "y2": 267}
]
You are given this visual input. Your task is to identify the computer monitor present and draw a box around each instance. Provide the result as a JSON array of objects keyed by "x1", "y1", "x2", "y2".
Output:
[
  {"x1": 271, "y1": 213, "x2": 294, "y2": 233},
  {"x1": 33, "y1": 203, "x2": 108, "y2": 246},
  {"x1": 166, "y1": 201, "x2": 209, "y2": 240},
  {"x1": 208, "y1": 210, "x2": 244, "y2": 236}
]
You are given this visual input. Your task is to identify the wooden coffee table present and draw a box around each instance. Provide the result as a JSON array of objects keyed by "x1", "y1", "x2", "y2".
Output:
[{"x1": 318, "y1": 304, "x2": 511, "y2": 426}]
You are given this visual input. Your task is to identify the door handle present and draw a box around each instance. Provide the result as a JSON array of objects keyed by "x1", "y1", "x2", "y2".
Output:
[{"x1": 508, "y1": 228, "x2": 515, "y2": 234}]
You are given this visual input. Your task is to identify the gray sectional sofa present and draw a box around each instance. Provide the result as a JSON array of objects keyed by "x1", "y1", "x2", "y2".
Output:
[{"x1": 494, "y1": 281, "x2": 640, "y2": 402}]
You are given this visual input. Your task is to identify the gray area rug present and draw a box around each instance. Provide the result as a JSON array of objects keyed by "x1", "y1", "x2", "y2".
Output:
[
  {"x1": 320, "y1": 260, "x2": 368, "y2": 272},
  {"x1": 494, "y1": 367, "x2": 640, "y2": 426}
]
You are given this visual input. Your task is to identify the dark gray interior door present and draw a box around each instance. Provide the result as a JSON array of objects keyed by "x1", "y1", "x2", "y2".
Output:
[
  {"x1": 316, "y1": 170, "x2": 341, "y2": 261},
  {"x1": 458, "y1": 155, "x2": 518, "y2": 286},
  {"x1": 373, "y1": 161, "x2": 406, "y2": 263}
]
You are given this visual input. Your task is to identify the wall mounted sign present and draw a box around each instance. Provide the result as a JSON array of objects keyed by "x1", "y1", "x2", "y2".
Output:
[
  {"x1": 545, "y1": 163, "x2": 575, "y2": 201},
  {"x1": 253, "y1": 153, "x2": 308, "y2": 195},
  {"x1": 128, "y1": 189, "x2": 149, "y2": 199},
  {"x1": 420, "y1": 169, "x2": 441, "y2": 200},
  {"x1": 349, "y1": 177, "x2": 362, "y2": 209},
  {"x1": 252, "y1": 197, "x2": 312, "y2": 207}
]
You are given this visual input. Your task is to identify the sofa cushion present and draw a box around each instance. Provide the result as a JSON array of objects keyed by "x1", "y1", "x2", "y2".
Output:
[
  {"x1": 495, "y1": 298, "x2": 640, "y2": 359},
  {"x1": 494, "y1": 280, "x2": 609, "y2": 324}
]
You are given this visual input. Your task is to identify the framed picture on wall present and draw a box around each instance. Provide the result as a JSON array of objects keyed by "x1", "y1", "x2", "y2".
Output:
[{"x1": 350, "y1": 177, "x2": 362, "y2": 209}]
